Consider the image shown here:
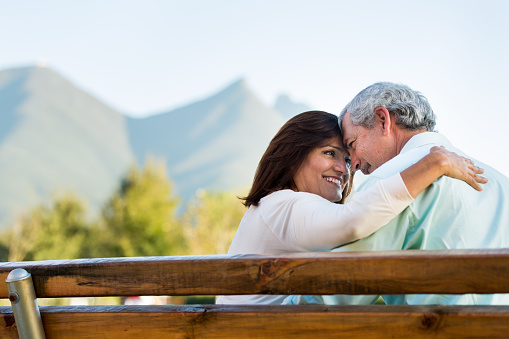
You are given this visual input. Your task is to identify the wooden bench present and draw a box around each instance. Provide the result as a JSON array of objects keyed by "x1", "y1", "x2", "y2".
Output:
[{"x1": 1, "y1": 249, "x2": 509, "y2": 338}]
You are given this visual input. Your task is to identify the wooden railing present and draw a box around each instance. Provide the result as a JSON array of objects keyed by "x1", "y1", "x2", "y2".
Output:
[{"x1": 1, "y1": 249, "x2": 509, "y2": 338}]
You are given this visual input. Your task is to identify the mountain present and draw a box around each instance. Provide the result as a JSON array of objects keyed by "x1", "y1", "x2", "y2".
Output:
[
  {"x1": 127, "y1": 79, "x2": 285, "y2": 203},
  {"x1": 0, "y1": 67, "x2": 288, "y2": 228},
  {"x1": 0, "y1": 66, "x2": 134, "y2": 227},
  {"x1": 274, "y1": 94, "x2": 311, "y2": 120}
]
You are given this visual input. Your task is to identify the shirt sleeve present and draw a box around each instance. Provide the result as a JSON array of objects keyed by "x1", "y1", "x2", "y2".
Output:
[{"x1": 266, "y1": 173, "x2": 414, "y2": 251}]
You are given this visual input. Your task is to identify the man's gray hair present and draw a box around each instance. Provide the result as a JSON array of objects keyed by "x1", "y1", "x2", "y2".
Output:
[{"x1": 339, "y1": 82, "x2": 437, "y2": 132}]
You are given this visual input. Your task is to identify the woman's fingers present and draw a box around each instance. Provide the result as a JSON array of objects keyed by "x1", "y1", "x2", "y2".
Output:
[{"x1": 430, "y1": 145, "x2": 488, "y2": 191}]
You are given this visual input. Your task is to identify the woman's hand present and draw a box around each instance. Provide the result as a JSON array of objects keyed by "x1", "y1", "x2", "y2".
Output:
[{"x1": 430, "y1": 146, "x2": 488, "y2": 191}]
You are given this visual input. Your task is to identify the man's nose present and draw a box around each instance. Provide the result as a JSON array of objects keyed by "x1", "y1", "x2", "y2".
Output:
[{"x1": 350, "y1": 156, "x2": 361, "y2": 172}]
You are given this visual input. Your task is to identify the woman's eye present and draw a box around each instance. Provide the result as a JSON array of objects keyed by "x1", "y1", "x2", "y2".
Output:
[{"x1": 324, "y1": 150, "x2": 335, "y2": 156}]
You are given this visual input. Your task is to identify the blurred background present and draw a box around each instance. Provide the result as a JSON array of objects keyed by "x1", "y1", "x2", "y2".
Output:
[{"x1": 0, "y1": 0, "x2": 507, "y2": 271}]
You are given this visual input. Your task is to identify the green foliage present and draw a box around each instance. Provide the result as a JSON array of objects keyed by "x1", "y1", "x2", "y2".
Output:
[
  {"x1": 0, "y1": 241, "x2": 9, "y2": 262},
  {"x1": 1, "y1": 160, "x2": 246, "y2": 261},
  {"x1": 3, "y1": 193, "x2": 90, "y2": 261},
  {"x1": 181, "y1": 190, "x2": 245, "y2": 255},
  {"x1": 98, "y1": 159, "x2": 184, "y2": 257}
]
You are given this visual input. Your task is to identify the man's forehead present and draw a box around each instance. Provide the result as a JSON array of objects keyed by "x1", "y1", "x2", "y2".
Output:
[{"x1": 340, "y1": 112, "x2": 355, "y2": 139}]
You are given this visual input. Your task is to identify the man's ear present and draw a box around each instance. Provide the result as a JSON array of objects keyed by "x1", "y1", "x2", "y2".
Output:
[{"x1": 374, "y1": 107, "x2": 392, "y2": 136}]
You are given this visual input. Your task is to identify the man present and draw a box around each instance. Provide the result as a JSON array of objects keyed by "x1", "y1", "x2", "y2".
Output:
[{"x1": 328, "y1": 82, "x2": 509, "y2": 305}]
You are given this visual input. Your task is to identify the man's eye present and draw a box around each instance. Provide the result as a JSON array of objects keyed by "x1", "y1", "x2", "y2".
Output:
[{"x1": 348, "y1": 140, "x2": 355, "y2": 149}]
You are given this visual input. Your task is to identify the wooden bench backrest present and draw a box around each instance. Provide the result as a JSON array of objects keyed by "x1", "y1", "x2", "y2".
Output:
[
  {"x1": 1, "y1": 249, "x2": 509, "y2": 298},
  {"x1": 1, "y1": 249, "x2": 509, "y2": 338}
]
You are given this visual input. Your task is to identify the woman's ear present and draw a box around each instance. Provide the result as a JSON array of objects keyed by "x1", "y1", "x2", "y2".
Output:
[{"x1": 373, "y1": 107, "x2": 392, "y2": 136}]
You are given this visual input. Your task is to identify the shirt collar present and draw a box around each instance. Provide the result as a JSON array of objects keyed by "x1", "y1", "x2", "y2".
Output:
[{"x1": 400, "y1": 132, "x2": 453, "y2": 154}]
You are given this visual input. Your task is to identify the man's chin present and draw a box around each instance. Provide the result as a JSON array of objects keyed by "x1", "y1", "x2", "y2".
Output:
[{"x1": 361, "y1": 165, "x2": 372, "y2": 175}]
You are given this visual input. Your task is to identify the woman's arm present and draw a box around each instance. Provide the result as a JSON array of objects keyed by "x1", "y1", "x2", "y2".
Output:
[
  {"x1": 401, "y1": 146, "x2": 487, "y2": 198},
  {"x1": 286, "y1": 175, "x2": 413, "y2": 251},
  {"x1": 285, "y1": 147, "x2": 486, "y2": 251}
]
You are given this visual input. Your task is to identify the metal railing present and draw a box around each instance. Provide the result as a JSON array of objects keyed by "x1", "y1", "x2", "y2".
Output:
[{"x1": 6, "y1": 268, "x2": 46, "y2": 339}]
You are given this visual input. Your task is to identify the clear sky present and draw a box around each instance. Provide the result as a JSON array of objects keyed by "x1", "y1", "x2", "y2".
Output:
[{"x1": 1, "y1": 0, "x2": 508, "y2": 176}]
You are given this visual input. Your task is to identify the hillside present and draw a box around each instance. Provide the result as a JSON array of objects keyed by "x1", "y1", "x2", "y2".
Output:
[
  {"x1": 0, "y1": 66, "x2": 290, "y2": 228},
  {"x1": 0, "y1": 66, "x2": 133, "y2": 227},
  {"x1": 127, "y1": 79, "x2": 285, "y2": 202}
]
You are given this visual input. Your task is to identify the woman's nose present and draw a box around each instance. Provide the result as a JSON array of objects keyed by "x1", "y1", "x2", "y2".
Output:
[{"x1": 334, "y1": 159, "x2": 348, "y2": 173}]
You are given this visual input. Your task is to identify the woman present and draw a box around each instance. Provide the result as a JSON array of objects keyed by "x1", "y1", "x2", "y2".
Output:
[{"x1": 216, "y1": 111, "x2": 485, "y2": 305}]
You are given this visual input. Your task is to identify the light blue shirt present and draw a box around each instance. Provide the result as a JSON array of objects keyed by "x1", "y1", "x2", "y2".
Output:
[{"x1": 311, "y1": 132, "x2": 509, "y2": 305}]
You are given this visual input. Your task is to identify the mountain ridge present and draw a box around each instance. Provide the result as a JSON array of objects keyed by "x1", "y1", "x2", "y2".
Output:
[
  {"x1": 127, "y1": 75, "x2": 285, "y2": 201},
  {"x1": 0, "y1": 66, "x2": 134, "y2": 227},
  {"x1": 0, "y1": 65, "x2": 299, "y2": 228}
]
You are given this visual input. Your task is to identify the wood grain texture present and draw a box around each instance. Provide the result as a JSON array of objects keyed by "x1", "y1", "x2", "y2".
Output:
[
  {"x1": 2, "y1": 305, "x2": 509, "y2": 339},
  {"x1": 1, "y1": 249, "x2": 509, "y2": 298}
]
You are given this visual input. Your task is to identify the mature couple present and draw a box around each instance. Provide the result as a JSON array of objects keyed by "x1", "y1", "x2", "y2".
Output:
[{"x1": 216, "y1": 82, "x2": 509, "y2": 305}]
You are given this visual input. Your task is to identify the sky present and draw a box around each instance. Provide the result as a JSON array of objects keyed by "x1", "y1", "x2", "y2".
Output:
[{"x1": 1, "y1": 0, "x2": 509, "y2": 176}]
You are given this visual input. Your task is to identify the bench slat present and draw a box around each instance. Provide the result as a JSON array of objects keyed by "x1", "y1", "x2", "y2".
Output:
[
  {"x1": 2, "y1": 305, "x2": 509, "y2": 338},
  {"x1": 1, "y1": 249, "x2": 508, "y2": 298}
]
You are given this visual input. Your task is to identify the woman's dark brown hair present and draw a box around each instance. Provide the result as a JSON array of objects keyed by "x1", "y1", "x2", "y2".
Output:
[{"x1": 242, "y1": 110, "x2": 354, "y2": 207}]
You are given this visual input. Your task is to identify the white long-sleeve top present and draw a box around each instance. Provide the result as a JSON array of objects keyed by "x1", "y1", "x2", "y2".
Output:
[{"x1": 216, "y1": 173, "x2": 413, "y2": 305}]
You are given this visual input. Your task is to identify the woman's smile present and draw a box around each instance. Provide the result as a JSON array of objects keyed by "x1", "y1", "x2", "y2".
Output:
[
  {"x1": 293, "y1": 137, "x2": 350, "y2": 203},
  {"x1": 324, "y1": 176, "x2": 343, "y2": 187}
]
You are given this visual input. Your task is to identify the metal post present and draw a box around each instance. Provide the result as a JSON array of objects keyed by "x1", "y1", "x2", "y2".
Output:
[{"x1": 6, "y1": 268, "x2": 46, "y2": 339}]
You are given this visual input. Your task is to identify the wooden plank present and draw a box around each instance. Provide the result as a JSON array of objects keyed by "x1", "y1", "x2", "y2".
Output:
[
  {"x1": 2, "y1": 305, "x2": 509, "y2": 338},
  {"x1": 1, "y1": 249, "x2": 509, "y2": 298}
]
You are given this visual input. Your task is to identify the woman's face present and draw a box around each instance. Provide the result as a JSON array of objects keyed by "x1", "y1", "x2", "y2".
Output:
[{"x1": 293, "y1": 137, "x2": 350, "y2": 203}]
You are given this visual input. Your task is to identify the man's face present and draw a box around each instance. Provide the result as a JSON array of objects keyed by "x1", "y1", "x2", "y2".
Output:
[{"x1": 341, "y1": 112, "x2": 394, "y2": 175}]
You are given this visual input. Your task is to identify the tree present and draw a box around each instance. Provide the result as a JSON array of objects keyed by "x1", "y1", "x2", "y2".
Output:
[
  {"x1": 99, "y1": 159, "x2": 184, "y2": 257},
  {"x1": 3, "y1": 193, "x2": 90, "y2": 262},
  {"x1": 181, "y1": 190, "x2": 245, "y2": 255}
]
